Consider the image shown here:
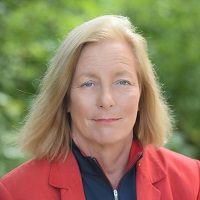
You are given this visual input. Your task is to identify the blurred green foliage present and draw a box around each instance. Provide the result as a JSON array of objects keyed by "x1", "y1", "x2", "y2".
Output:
[{"x1": 0, "y1": 0, "x2": 199, "y2": 177}]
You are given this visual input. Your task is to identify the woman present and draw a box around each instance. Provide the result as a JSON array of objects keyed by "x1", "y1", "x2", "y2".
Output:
[{"x1": 0, "y1": 15, "x2": 199, "y2": 200}]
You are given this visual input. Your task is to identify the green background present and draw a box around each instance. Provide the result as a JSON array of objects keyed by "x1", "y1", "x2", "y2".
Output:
[{"x1": 0, "y1": 0, "x2": 199, "y2": 177}]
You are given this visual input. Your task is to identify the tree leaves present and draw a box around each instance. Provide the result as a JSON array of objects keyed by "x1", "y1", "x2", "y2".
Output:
[{"x1": 0, "y1": 0, "x2": 199, "y2": 177}]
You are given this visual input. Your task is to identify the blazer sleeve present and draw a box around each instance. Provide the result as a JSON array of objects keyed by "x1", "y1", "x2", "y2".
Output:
[
  {"x1": 197, "y1": 160, "x2": 200, "y2": 200},
  {"x1": 0, "y1": 182, "x2": 13, "y2": 200}
]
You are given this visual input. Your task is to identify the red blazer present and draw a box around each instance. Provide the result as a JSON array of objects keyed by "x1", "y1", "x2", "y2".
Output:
[{"x1": 0, "y1": 146, "x2": 199, "y2": 200}]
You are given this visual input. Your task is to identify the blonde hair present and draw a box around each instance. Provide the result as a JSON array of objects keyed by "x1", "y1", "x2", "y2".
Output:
[{"x1": 19, "y1": 15, "x2": 173, "y2": 161}]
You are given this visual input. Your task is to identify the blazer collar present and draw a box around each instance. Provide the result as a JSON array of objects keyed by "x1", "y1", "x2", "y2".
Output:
[
  {"x1": 49, "y1": 151, "x2": 86, "y2": 200},
  {"x1": 136, "y1": 145, "x2": 167, "y2": 199},
  {"x1": 49, "y1": 145, "x2": 167, "y2": 200}
]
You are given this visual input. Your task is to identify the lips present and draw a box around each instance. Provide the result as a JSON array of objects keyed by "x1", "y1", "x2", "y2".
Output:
[{"x1": 94, "y1": 118, "x2": 121, "y2": 123}]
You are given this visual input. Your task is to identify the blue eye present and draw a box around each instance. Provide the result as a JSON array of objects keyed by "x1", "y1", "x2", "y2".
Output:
[
  {"x1": 118, "y1": 80, "x2": 130, "y2": 86},
  {"x1": 82, "y1": 82, "x2": 94, "y2": 88}
]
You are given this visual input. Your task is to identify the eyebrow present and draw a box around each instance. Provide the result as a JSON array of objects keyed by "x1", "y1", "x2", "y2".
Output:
[
  {"x1": 75, "y1": 72, "x2": 99, "y2": 80},
  {"x1": 114, "y1": 70, "x2": 133, "y2": 77},
  {"x1": 76, "y1": 68, "x2": 136, "y2": 79}
]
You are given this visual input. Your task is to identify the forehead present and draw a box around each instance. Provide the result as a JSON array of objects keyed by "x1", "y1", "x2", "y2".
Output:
[{"x1": 75, "y1": 40, "x2": 137, "y2": 74}]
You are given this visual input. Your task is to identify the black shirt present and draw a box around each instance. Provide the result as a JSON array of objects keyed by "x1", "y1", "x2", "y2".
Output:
[{"x1": 72, "y1": 139, "x2": 143, "y2": 200}]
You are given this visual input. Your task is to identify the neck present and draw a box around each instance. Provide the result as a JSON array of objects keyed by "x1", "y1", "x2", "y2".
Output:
[{"x1": 73, "y1": 136, "x2": 133, "y2": 189}]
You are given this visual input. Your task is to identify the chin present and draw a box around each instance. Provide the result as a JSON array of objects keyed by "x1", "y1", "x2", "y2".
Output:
[{"x1": 94, "y1": 136, "x2": 127, "y2": 146}]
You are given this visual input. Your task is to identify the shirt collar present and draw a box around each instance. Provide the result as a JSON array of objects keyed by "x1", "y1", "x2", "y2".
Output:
[{"x1": 72, "y1": 138, "x2": 143, "y2": 176}]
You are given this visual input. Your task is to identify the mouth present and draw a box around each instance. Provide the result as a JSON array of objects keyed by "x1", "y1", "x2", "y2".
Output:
[{"x1": 94, "y1": 118, "x2": 121, "y2": 123}]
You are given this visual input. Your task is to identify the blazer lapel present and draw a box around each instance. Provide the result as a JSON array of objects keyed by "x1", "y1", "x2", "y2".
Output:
[
  {"x1": 48, "y1": 145, "x2": 167, "y2": 200},
  {"x1": 49, "y1": 151, "x2": 86, "y2": 200},
  {"x1": 136, "y1": 145, "x2": 167, "y2": 200},
  {"x1": 136, "y1": 170, "x2": 161, "y2": 199},
  {"x1": 59, "y1": 182, "x2": 86, "y2": 200}
]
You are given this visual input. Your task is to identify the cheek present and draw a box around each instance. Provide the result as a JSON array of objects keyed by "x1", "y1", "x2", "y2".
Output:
[
  {"x1": 119, "y1": 94, "x2": 140, "y2": 121},
  {"x1": 118, "y1": 90, "x2": 140, "y2": 108},
  {"x1": 69, "y1": 91, "x2": 93, "y2": 117}
]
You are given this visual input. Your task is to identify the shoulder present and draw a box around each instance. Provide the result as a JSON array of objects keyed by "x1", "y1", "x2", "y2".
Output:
[
  {"x1": 139, "y1": 146, "x2": 200, "y2": 198},
  {"x1": 144, "y1": 145, "x2": 200, "y2": 185},
  {"x1": 0, "y1": 153, "x2": 79, "y2": 200},
  {"x1": 148, "y1": 146, "x2": 200, "y2": 170},
  {"x1": 1, "y1": 159, "x2": 50, "y2": 183},
  {"x1": 0, "y1": 159, "x2": 53, "y2": 200}
]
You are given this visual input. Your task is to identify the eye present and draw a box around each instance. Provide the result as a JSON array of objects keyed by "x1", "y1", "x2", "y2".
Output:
[
  {"x1": 81, "y1": 82, "x2": 94, "y2": 88},
  {"x1": 118, "y1": 80, "x2": 130, "y2": 86}
]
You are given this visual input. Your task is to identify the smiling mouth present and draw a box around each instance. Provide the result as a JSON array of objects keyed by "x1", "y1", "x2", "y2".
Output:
[{"x1": 94, "y1": 118, "x2": 121, "y2": 123}]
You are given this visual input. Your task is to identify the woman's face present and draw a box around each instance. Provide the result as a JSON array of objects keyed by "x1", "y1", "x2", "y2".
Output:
[{"x1": 69, "y1": 40, "x2": 140, "y2": 147}]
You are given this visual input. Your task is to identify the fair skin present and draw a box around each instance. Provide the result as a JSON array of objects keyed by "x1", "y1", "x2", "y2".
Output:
[{"x1": 69, "y1": 39, "x2": 140, "y2": 188}]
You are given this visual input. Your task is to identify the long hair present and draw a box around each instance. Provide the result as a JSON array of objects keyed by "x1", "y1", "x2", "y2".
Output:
[{"x1": 18, "y1": 15, "x2": 173, "y2": 161}]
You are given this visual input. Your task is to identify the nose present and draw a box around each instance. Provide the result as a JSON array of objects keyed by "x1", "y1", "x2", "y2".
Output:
[{"x1": 97, "y1": 87, "x2": 115, "y2": 109}]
